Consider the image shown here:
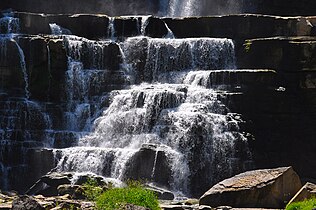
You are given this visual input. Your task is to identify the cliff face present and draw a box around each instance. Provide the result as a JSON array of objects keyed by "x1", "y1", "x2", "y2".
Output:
[
  {"x1": 2, "y1": 0, "x2": 316, "y2": 16},
  {"x1": 1, "y1": 1, "x2": 316, "y2": 197}
]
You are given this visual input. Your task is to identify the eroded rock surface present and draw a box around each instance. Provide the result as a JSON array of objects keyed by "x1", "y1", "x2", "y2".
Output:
[{"x1": 199, "y1": 167, "x2": 302, "y2": 208}]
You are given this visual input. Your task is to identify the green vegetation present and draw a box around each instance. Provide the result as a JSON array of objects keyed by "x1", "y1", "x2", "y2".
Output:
[
  {"x1": 95, "y1": 181, "x2": 160, "y2": 210},
  {"x1": 244, "y1": 40, "x2": 252, "y2": 52},
  {"x1": 82, "y1": 179, "x2": 160, "y2": 210},
  {"x1": 82, "y1": 178, "x2": 104, "y2": 201},
  {"x1": 286, "y1": 198, "x2": 316, "y2": 210}
]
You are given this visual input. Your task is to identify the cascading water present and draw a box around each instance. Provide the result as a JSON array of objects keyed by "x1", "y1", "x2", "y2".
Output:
[
  {"x1": 0, "y1": 7, "x2": 254, "y2": 196},
  {"x1": 167, "y1": 0, "x2": 200, "y2": 17},
  {"x1": 0, "y1": 13, "x2": 19, "y2": 34},
  {"x1": 54, "y1": 35, "x2": 252, "y2": 196},
  {"x1": 107, "y1": 17, "x2": 116, "y2": 40},
  {"x1": 49, "y1": 23, "x2": 72, "y2": 35}
]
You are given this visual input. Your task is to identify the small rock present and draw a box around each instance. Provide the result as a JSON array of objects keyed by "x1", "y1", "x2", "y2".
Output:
[
  {"x1": 57, "y1": 184, "x2": 85, "y2": 199},
  {"x1": 184, "y1": 199, "x2": 199, "y2": 205},
  {"x1": 199, "y1": 205, "x2": 212, "y2": 210},
  {"x1": 145, "y1": 185, "x2": 174, "y2": 200},
  {"x1": 122, "y1": 204, "x2": 150, "y2": 210},
  {"x1": 215, "y1": 206, "x2": 232, "y2": 210},
  {"x1": 12, "y1": 195, "x2": 44, "y2": 210}
]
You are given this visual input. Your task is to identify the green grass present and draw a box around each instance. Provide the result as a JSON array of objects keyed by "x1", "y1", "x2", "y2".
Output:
[
  {"x1": 95, "y1": 181, "x2": 160, "y2": 210},
  {"x1": 286, "y1": 198, "x2": 316, "y2": 210}
]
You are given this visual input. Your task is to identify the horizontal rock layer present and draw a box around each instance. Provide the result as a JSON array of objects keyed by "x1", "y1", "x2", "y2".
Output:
[
  {"x1": 2, "y1": 0, "x2": 316, "y2": 16},
  {"x1": 11, "y1": 13, "x2": 316, "y2": 40}
]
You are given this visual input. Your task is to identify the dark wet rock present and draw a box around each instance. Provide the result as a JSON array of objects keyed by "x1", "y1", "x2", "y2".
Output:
[
  {"x1": 0, "y1": 35, "x2": 67, "y2": 102},
  {"x1": 123, "y1": 144, "x2": 172, "y2": 188},
  {"x1": 72, "y1": 174, "x2": 107, "y2": 186},
  {"x1": 165, "y1": 15, "x2": 313, "y2": 39},
  {"x1": 3, "y1": 0, "x2": 316, "y2": 16},
  {"x1": 41, "y1": 172, "x2": 73, "y2": 187},
  {"x1": 11, "y1": 13, "x2": 316, "y2": 40},
  {"x1": 199, "y1": 167, "x2": 302, "y2": 208},
  {"x1": 12, "y1": 195, "x2": 44, "y2": 210},
  {"x1": 237, "y1": 37, "x2": 316, "y2": 73}
]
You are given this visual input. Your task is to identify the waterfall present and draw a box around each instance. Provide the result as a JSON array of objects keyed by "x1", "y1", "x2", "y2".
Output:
[
  {"x1": 0, "y1": 15, "x2": 20, "y2": 34},
  {"x1": 54, "y1": 36, "x2": 251, "y2": 196},
  {"x1": 12, "y1": 40, "x2": 30, "y2": 99},
  {"x1": 163, "y1": 22, "x2": 175, "y2": 39},
  {"x1": 107, "y1": 17, "x2": 116, "y2": 40},
  {"x1": 49, "y1": 23, "x2": 72, "y2": 35},
  {"x1": 0, "y1": 8, "x2": 253, "y2": 196},
  {"x1": 140, "y1": 16, "x2": 150, "y2": 36},
  {"x1": 167, "y1": 0, "x2": 200, "y2": 17}
]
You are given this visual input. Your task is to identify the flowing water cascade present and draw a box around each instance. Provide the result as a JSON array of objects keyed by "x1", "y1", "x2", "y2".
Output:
[
  {"x1": 0, "y1": 10, "x2": 253, "y2": 197},
  {"x1": 53, "y1": 35, "x2": 253, "y2": 197},
  {"x1": 167, "y1": 0, "x2": 200, "y2": 17},
  {"x1": 0, "y1": 14, "x2": 19, "y2": 34},
  {"x1": 107, "y1": 17, "x2": 116, "y2": 40}
]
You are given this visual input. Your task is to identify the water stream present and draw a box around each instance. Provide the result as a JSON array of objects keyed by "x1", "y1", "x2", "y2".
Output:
[
  {"x1": 0, "y1": 8, "x2": 253, "y2": 196},
  {"x1": 53, "y1": 35, "x2": 251, "y2": 196}
]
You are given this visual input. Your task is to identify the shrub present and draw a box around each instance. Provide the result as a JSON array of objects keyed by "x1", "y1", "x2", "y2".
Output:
[
  {"x1": 286, "y1": 197, "x2": 316, "y2": 210},
  {"x1": 96, "y1": 181, "x2": 160, "y2": 210},
  {"x1": 82, "y1": 178, "x2": 104, "y2": 201}
]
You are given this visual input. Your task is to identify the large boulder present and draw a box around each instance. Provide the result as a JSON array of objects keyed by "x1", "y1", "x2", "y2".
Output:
[
  {"x1": 199, "y1": 166, "x2": 302, "y2": 208},
  {"x1": 123, "y1": 144, "x2": 172, "y2": 188},
  {"x1": 288, "y1": 182, "x2": 316, "y2": 204}
]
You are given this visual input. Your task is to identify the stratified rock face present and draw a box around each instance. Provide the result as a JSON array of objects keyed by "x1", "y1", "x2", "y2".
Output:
[
  {"x1": 13, "y1": 13, "x2": 316, "y2": 40},
  {"x1": 2, "y1": 0, "x2": 316, "y2": 16},
  {"x1": 199, "y1": 167, "x2": 302, "y2": 208},
  {"x1": 288, "y1": 182, "x2": 316, "y2": 204}
]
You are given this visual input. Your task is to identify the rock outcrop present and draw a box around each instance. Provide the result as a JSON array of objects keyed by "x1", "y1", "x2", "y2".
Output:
[
  {"x1": 11, "y1": 196, "x2": 44, "y2": 210},
  {"x1": 199, "y1": 166, "x2": 302, "y2": 208},
  {"x1": 287, "y1": 182, "x2": 316, "y2": 204}
]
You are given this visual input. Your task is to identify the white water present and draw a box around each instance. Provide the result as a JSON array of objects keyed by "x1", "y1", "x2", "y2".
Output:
[
  {"x1": 12, "y1": 40, "x2": 31, "y2": 99},
  {"x1": 49, "y1": 23, "x2": 72, "y2": 35},
  {"x1": 167, "y1": 0, "x2": 200, "y2": 17},
  {"x1": 107, "y1": 17, "x2": 116, "y2": 40},
  {"x1": 164, "y1": 22, "x2": 175, "y2": 39},
  {"x1": 0, "y1": 16, "x2": 20, "y2": 34},
  {"x1": 140, "y1": 16, "x2": 151, "y2": 36},
  {"x1": 54, "y1": 36, "x2": 250, "y2": 196}
]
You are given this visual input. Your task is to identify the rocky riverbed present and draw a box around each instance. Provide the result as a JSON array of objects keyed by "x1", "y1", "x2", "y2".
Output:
[{"x1": 1, "y1": 167, "x2": 315, "y2": 210}]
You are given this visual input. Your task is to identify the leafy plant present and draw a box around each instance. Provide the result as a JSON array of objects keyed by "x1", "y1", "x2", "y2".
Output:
[
  {"x1": 286, "y1": 197, "x2": 316, "y2": 210},
  {"x1": 82, "y1": 178, "x2": 104, "y2": 201},
  {"x1": 96, "y1": 181, "x2": 160, "y2": 210}
]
